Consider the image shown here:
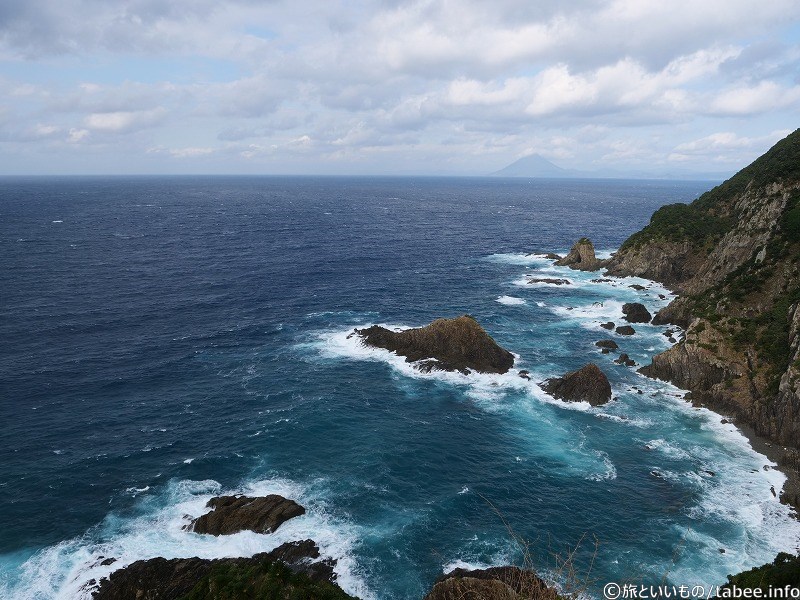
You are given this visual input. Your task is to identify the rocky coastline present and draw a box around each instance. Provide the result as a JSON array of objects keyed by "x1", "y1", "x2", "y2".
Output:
[
  {"x1": 90, "y1": 130, "x2": 800, "y2": 599},
  {"x1": 544, "y1": 130, "x2": 800, "y2": 507}
]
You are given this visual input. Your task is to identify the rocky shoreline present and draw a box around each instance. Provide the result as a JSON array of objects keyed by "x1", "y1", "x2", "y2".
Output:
[
  {"x1": 90, "y1": 491, "x2": 562, "y2": 600},
  {"x1": 548, "y1": 234, "x2": 800, "y2": 512},
  {"x1": 90, "y1": 130, "x2": 800, "y2": 598}
]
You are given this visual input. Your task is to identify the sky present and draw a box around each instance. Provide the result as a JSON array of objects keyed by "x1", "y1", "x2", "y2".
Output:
[{"x1": 0, "y1": 0, "x2": 798, "y2": 176}]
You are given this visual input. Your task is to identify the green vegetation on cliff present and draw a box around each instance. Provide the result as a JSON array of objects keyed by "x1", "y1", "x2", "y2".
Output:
[
  {"x1": 180, "y1": 559, "x2": 356, "y2": 600},
  {"x1": 620, "y1": 203, "x2": 731, "y2": 250},
  {"x1": 621, "y1": 129, "x2": 800, "y2": 251},
  {"x1": 719, "y1": 553, "x2": 800, "y2": 593}
]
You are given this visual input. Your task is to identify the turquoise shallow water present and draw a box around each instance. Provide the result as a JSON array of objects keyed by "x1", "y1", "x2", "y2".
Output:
[{"x1": 1, "y1": 176, "x2": 798, "y2": 599}]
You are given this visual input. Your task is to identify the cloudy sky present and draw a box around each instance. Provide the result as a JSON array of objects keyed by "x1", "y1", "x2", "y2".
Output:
[{"x1": 0, "y1": 0, "x2": 798, "y2": 176}]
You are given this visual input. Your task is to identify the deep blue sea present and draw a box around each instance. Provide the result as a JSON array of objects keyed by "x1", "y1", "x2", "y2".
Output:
[{"x1": 1, "y1": 176, "x2": 798, "y2": 599}]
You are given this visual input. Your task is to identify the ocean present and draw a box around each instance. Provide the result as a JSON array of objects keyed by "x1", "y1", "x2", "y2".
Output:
[{"x1": 1, "y1": 175, "x2": 798, "y2": 599}]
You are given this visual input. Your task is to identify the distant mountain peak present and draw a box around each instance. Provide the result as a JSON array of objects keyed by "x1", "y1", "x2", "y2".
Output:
[{"x1": 492, "y1": 153, "x2": 567, "y2": 178}]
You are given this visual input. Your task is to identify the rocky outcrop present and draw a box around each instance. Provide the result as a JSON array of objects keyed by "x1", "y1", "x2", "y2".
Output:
[
  {"x1": 542, "y1": 363, "x2": 612, "y2": 406},
  {"x1": 622, "y1": 302, "x2": 652, "y2": 323},
  {"x1": 615, "y1": 325, "x2": 635, "y2": 336},
  {"x1": 604, "y1": 238, "x2": 704, "y2": 291},
  {"x1": 92, "y1": 540, "x2": 350, "y2": 600},
  {"x1": 639, "y1": 319, "x2": 742, "y2": 392},
  {"x1": 190, "y1": 495, "x2": 305, "y2": 536},
  {"x1": 424, "y1": 566, "x2": 559, "y2": 600},
  {"x1": 356, "y1": 316, "x2": 514, "y2": 374},
  {"x1": 554, "y1": 238, "x2": 604, "y2": 271},
  {"x1": 615, "y1": 353, "x2": 636, "y2": 367},
  {"x1": 595, "y1": 340, "x2": 618, "y2": 353}
]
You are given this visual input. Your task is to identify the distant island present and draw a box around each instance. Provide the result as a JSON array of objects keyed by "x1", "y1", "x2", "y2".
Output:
[{"x1": 491, "y1": 152, "x2": 731, "y2": 181}]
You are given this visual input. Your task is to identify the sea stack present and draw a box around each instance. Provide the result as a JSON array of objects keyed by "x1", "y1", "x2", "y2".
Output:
[
  {"x1": 356, "y1": 315, "x2": 514, "y2": 374},
  {"x1": 555, "y1": 238, "x2": 603, "y2": 271},
  {"x1": 190, "y1": 495, "x2": 306, "y2": 536},
  {"x1": 542, "y1": 363, "x2": 612, "y2": 406}
]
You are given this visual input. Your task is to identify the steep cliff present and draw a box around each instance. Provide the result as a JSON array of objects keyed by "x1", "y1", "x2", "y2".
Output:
[{"x1": 606, "y1": 129, "x2": 800, "y2": 450}]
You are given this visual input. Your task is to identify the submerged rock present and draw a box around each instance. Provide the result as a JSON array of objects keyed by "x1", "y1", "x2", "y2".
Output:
[
  {"x1": 615, "y1": 353, "x2": 637, "y2": 367},
  {"x1": 190, "y1": 495, "x2": 305, "y2": 536},
  {"x1": 622, "y1": 302, "x2": 652, "y2": 323},
  {"x1": 542, "y1": 363, "x2": 612, "y2": 406},
  {"x1": 527, "y1": 277, "x2": 571, "y2": 285},
  {"x1": 554, "y1": 237, "x2": 603, "y2": 271},
  {"x1": 595, "y1": 339, "x2": 619, "y2": 351},
  {"x1": 92, "y1": 540, "x2": 347, "y2": 600},
  {"x1": 424, "y1": 566, "x2": 559, "y2": 600},
  {"x1": 356, "y1": 316, "x2": 514, "y2": 374}
]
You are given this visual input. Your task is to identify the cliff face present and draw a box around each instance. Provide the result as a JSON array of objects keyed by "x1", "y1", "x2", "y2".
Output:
[{"x1": 607, "y1": 129, "x2": 800, "y2": 449}]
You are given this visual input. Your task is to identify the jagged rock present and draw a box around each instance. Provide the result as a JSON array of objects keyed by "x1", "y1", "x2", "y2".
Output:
[
  {"x1": 92, "y1": 540, "x2": 348, "y2": 600},
  {"x1": 543, "y1": 252, "x2": 561, "y2": 260},
  {"x1": 554, "y1": 238, "x2": 604, "y2": 271},
  {"x1": 595, "y1": 340, "x2": 619, "y2": 350},
  {"x1": 527, "y1": 277, "x2": 571, "y2": 285},
  {"x1": 424, "y1": 566, "x2": 558, "y2": 600},
  {"x1": 616, "y1": 325, "x2": 636, "y2": 336},
  {"x1": 638, "y1": 320, "x2": 742, "y2": 395},
  {"x1": 592, "y1": 278, "x2": 614, "y2": 283},
  {"x1": 542, "y1": 363, "x2": 612, "y2": 406},
  {"x1": 615, "y1": 353, "x2": 636, "y2": 367},
  {"x1": 622, "y1": 302, "x2": 652, "y2": 323},
  {"x1": 629, "y1": 284, "x2": 647, "y2": 291},
  {"x1": 356, "y1": 316, "x2": 514, "y2": 374},
  {"x1": 600, "y1": 321, "x2": 615, "y2": 330},
  {"x1": 518, "y1": 370, "x2": 530, "y2": 380},
  {"x1": 651, "y1": 300, "x2": 691, "y2": 328},
  {"x1": 190, "y1": 495, "x2": 305, "y2": 536}
]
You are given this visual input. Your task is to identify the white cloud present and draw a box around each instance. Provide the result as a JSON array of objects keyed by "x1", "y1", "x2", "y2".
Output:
[
  {"x1": 709, "y1": 81, "x2": 800, "y2": 116},
  {"x1": 0, "y1": 0, "x2": 798, "y2": 174},
  {"x1": 67, "y1": 128, "x2": 89, "y2": 143},
  {"x1": 169, "y1": 146, "x2": 213, "y2": 158},
  {"x1": 668, "y1": 129, "x2": 793, "y2": 163},
  {"x1": 84, "y1": 108, "x2": 166, "y2": 132}
]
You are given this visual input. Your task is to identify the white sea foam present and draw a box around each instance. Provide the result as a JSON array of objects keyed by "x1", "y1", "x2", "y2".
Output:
[
  {"x1": 3, "y1": 477, "x2": 373, "y2": 600},
  {"x1": 496, "y1": 295, "x2": 526, "y2": 306},
  {"x1": 485, "y1": 253, "x2": 556, "y2": 266},
  {"x1": 308, "y1": 326, "x2": 531, "y2": 404},
  {"x1": 308, "y1": 325, "x2": 619, "y2": 415},
  {"x1": 586, "y1": 450, "x2": 617, "y2": 481}
]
